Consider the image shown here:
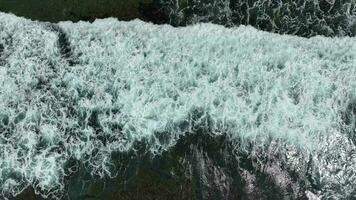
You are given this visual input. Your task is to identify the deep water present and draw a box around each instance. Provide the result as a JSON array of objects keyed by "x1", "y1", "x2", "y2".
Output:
[
  {"x1": 0, "y1": 0, "x2": 355, "y2": 37},
  {"x1": 0, "y1": 12, "x2": 356, "y2": 199}
]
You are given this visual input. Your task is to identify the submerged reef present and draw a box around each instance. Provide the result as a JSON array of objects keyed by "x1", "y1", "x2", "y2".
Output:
[
  {"x1": 0, "y1": 0, "x2": 356, "y2": 37},
  {"x1": 0, "y1": 12, "x2": 356, "y2": 199}
]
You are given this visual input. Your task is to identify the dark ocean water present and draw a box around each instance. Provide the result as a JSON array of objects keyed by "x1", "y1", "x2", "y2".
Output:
[{"x1": 0, "y1": 0, "x2": 355, "y2": 37}]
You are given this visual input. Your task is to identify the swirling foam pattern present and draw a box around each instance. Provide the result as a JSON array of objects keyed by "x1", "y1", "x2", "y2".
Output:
[
  {"x1": 158, "y1": 0, "x2": 356, "y2": 37},
  {"x1": 0, "y1": 12, "x2": 355, "y2": 199}
]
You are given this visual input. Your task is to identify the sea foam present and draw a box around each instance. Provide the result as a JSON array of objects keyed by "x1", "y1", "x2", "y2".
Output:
[{"x1": 0, "y1": 12, "x2": 355, "y2": 199}]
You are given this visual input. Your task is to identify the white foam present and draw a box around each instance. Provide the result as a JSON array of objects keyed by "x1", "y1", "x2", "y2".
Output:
[{"x1": 0, "y1": 12, "x2": 355, "y2": 199}]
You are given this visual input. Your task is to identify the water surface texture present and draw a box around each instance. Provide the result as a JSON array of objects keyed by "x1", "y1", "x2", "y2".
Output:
[
  {"x1": 0, "y1": 13, "x2": 355, "y2": 199},
  {"x1": 0, "y1": 0, "x2": 356, "y2": 37}
]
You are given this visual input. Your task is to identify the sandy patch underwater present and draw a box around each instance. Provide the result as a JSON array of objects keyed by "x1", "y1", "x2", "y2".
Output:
[{"x1": 0, "y1": 12, "x2": 355, "y2": 199}]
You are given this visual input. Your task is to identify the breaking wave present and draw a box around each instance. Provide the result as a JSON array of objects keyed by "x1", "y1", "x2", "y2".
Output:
[{"x1": 0, "y1": 12, "x2": 355, "y2": 199}]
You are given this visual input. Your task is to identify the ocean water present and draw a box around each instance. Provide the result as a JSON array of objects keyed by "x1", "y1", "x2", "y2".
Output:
[
  {"x1": 158, "y1": 0, "x2": 356, "y2": 37},
  {"x1": 0, "y1": 0, "x2": 355, "y2": 37},
  {"x1": 0, "y1": 12, "x2": 355, "y2": 199}
]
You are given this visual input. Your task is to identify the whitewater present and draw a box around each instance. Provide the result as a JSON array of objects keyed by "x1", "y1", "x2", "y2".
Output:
[{"x1": 0, "y1": 12, "x2": 355, "y2": 199}]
